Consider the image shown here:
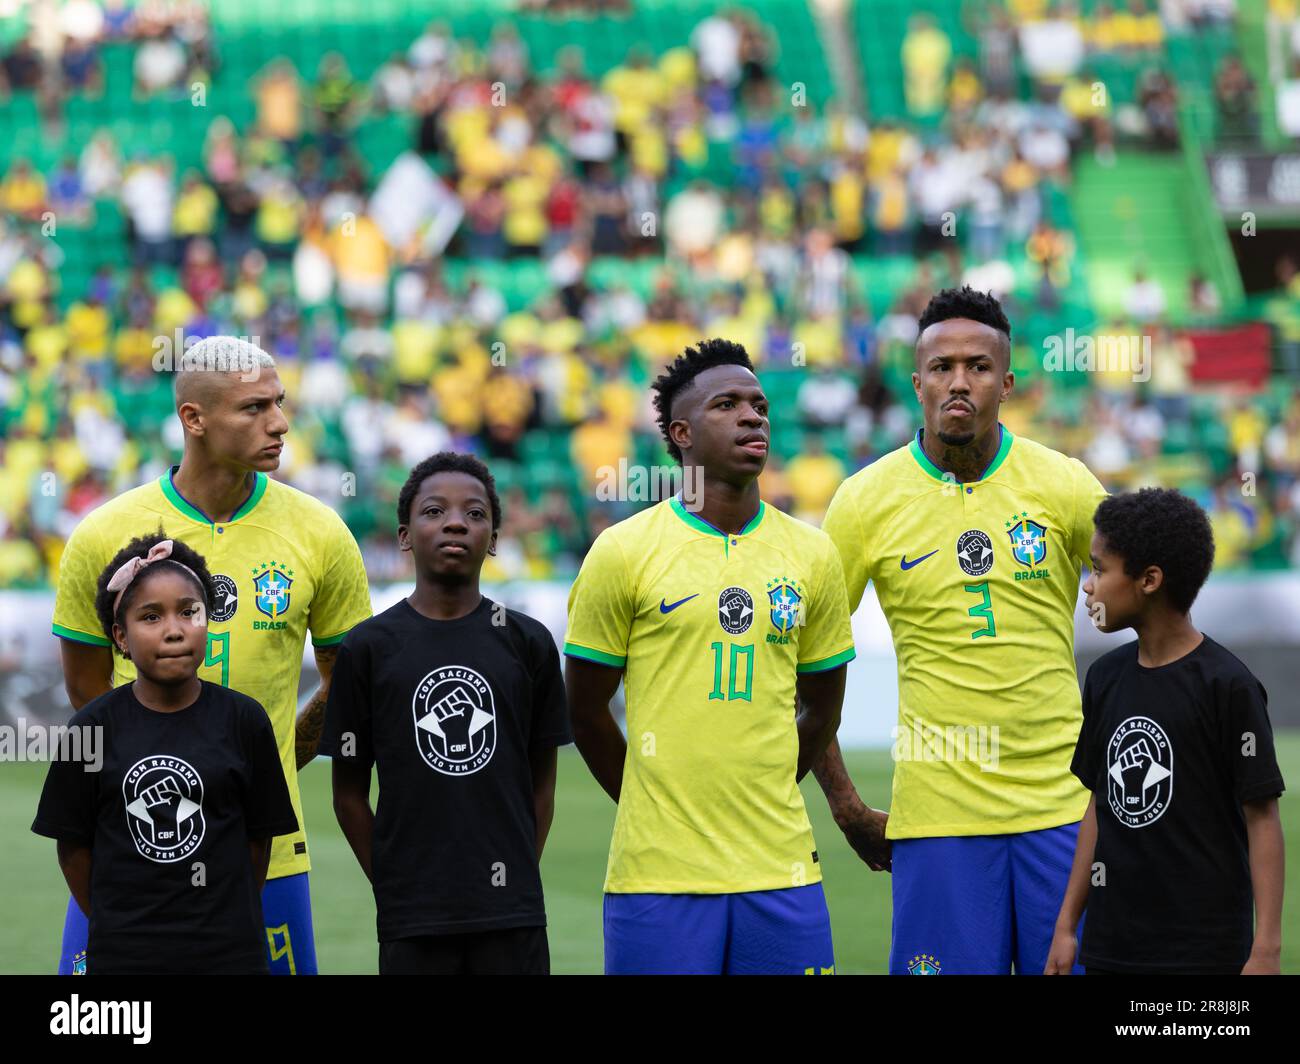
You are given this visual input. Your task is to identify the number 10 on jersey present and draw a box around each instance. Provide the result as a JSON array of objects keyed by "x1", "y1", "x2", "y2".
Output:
[{"x1": 709, "y1": 641, "x2": 754, "y2": 701}]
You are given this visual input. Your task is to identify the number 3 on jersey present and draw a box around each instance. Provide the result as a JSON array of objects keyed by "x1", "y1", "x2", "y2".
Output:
[
  {"x1": 964, "y1": 582, "x2": 997, "y2": 640},
  {"x1": 709, "y1": 641, "x2": 754, "y2": 701}
]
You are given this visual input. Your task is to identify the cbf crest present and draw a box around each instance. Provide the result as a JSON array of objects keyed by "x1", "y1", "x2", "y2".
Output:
[
  {"x1": 251, "y1": 560, "x2": 294, "y2": 619},
  {"x1": 1005, "y1": 512, "x2": 1048, "y2": 568},
  {"x1": 766, "y1": 578, "x2": 804, "y2": 633}
]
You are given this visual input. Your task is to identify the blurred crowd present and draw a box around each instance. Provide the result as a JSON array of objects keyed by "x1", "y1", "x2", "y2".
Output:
[
  {"x1": 1, "y1": 0, "x2": 1300, "y2": 590},
  {"x1": 901, "y1": 0, "x2": 1290, "y2": 151},
  {"x1": 0, "y1": 0, "x2": 215, "y2": 122}
]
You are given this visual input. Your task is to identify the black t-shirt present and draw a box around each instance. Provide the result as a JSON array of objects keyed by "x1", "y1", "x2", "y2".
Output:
[
  {"x1": 319, "y1": 596, "x2": 572, "y2": 941},
  {"x1": 1072, "y1": 635, "x2": 1285, "y2": 973},
  {"x1": 32, "y1": 680, "x2": 299, "y2": 975}
]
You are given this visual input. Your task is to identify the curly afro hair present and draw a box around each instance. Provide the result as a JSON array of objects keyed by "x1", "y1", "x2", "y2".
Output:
[
  {"x1": 917, "y1": 285, "x2": 1012, "y2": 365},
  {"x1": 398, "y1": 451, "x2": 502, "y2": 529},
  {"x1": 94, "y1": 530, "x2": 216, "y2": 650},
  {"x1": 651, "y1": 337, "x2": 756, "y2": 463},
  {"x1": 1093, "y1": 488, "x2": 1215, "y2": 614}
]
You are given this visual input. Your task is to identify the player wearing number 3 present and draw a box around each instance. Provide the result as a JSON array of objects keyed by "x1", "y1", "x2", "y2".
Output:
[
  {"x1": 564, "y1": 339, "x2": 857, "y2": 975},
  {"x1": 49, "y1": 336, "x2": 372, "y2": 975},
  {"x1": 817, "y1": 287, "x2": 1108, "y2": 975}
]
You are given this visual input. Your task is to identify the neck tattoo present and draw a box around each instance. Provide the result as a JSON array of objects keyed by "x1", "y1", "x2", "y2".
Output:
[{"x1": 928, "y1": 430, "x2": 999, "y2": 483}]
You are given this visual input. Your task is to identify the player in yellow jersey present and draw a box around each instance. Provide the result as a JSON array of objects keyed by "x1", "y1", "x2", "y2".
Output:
[
  {"x1": 50, "y1": 336, "x2": 372, "y2": 975},
  {"x1": 818, "y1": 287, "x2": 1108, "y2": 975},
  {"x1": 565, "y1": 338, "x2": 856, "y2": 975}
]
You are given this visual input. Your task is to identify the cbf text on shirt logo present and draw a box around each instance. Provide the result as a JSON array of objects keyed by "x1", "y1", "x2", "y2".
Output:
[
  {"x1": 956, "y1": 530, "x2": 994, "y2": 577},
  {"x1": 1006, "y1": 511, "x2": 1051, "y2": 582},
  {"x1": 718, "y1": 586, "x2": 754, "y2": 635},
  {"x1": 122, "y1": 755, "x2": 205, "y2": 862},
  {"x1": 1107, "y1": 716, "x2": 1173, "y2": 828},
  {"x1": 766, "y1": 578, "x2": 803, "y2": 641},
  {"x1": 210, "y1": 574, "x2": 238, "y2": 622},
  {"x1": 412, "y1": 666, "x2": 497, "y2": 776},
  {"x1": 250, "y1": 560, "x2": 293, "y2": 628}
]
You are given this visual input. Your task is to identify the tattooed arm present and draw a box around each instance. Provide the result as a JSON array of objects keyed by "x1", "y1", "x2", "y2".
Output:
[
  {"x1": 295, "y1": 644, "x2": 338, "y2": 770},
  {"x1": 812, "y1": 737, "x2": 892, "y2": 871}
]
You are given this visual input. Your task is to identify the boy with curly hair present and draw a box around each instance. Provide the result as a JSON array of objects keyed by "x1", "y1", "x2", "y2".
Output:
[{"x1": 1047, "y1": 489, "x2": 1285, "y2": 974}]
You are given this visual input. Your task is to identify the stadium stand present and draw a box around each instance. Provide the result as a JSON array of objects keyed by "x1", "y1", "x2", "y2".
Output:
[{"x1": 1, "y1": 0, "x2": 1300, "y2": 591}]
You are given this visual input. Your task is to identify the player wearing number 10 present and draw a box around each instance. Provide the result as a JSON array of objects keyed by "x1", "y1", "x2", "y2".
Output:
[
  {"x1": 564, "y1": 338, "x2": 856, "y2": 975},
  {"x1": 49, "y1": 337, "x2": 372, "y2": 975},
  {"x1": 818, "y1": 287, "x2": 1108, "y2": 975}
]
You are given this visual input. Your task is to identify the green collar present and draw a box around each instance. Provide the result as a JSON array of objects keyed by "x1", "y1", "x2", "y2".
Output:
[
  {"x1": 160, "y1": 465, "x2": 267, "y2": 525},
  {"x1": 670, "y1": 494, "x2": 766, "y2": 538},
  {"x1": 909, "y1": 424, "x2": 1013, "y2": 484}
]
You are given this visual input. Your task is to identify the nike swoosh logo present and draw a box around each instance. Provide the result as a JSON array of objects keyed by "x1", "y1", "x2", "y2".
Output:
[
  {"x1": 659, "y1": 594, "x2": 699, "y2": 614},
  {"x1": 900, "y1": 550, "x2": 939, "y2": 570}
]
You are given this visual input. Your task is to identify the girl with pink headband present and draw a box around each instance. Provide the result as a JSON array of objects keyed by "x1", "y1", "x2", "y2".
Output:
[{"x1": 32, "y1": 532, "x2": 299, "y2": 974}]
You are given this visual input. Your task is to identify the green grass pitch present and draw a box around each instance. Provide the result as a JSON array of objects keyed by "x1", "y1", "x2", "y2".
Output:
[{"x1": 3, "y1": 739, "x2": 1298, "y2": 974}]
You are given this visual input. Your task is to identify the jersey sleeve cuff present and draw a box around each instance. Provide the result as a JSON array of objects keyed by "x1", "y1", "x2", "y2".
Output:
[
  {"x1": 31, "y1": 819, "x2": 92, "y2": 844},
  {"x1": 1238, "y1": 778, "x2": 1285, "y2": 804},
  {"x1": 310, "y1": 609, "x2": 372, "y2": 648},
  {"x1": 796, "y1": 647, "x2": 856, "y2": 674},
  {"x1": 563, "y1": 642, "x2": 626, "y2": 668},
  {"x1": 310, "y1": 628, "x2": 353, "y2": 648},
  {"x1": 52, "y1": 623, "x2": 112, "y2": 647}
]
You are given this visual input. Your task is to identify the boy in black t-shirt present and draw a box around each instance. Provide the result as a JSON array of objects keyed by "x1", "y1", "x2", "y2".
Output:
[
  {"x1": 322, "y1": 452, "x2": 571, "y2": 974},
  {"x1": 32, "y1": 533, "x2": 298, "y2": 975},
  {"x1": 1046, "y1": 489, "x2": 1285, "y2": 975}
]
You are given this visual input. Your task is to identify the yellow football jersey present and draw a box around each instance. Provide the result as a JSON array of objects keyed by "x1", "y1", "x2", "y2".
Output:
[
  {"x1": 51, "y1": 467, "x2": 372, "y2": 879},
  {"x1": 823, "y1": 426, "x2": 1107, "y2": 839},
  {"x1": 564, "y1": 496, "x2": 855, "y2": 894}
]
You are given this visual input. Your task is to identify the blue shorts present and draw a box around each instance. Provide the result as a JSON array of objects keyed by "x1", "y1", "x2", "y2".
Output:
[
  {"x1": 57, "y1": 871, "x2": 317, "y2": 975},
  {"x1": 890, "y1": 821, "x2": 1084, "y2": 975},
  {"x1": 604, "y1": 882, "x2": 835, "y2": 975}
]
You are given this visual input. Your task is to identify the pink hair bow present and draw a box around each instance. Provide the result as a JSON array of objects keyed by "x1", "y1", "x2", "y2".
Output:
[{"x1": 106, "y1": 540, "x2": 202, "y2": 617}]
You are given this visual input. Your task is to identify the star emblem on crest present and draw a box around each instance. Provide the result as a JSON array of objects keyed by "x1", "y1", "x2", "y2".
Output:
[
  {"x1": 1004, "y1": 512, "x2": 1048, "y2": 569},
  {"x1": 251, "y1": 561, "x2": 295, "y2": 578}
]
